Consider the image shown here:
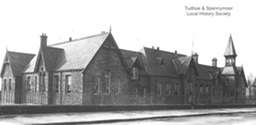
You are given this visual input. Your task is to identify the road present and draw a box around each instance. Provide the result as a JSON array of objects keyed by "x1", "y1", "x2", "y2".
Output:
[
  {"x1": 94, "y1": 112, "x2": 256, "y2": 125},
  {"x1": 0, "y1": 108, "x2": 256, "y2": 125}
]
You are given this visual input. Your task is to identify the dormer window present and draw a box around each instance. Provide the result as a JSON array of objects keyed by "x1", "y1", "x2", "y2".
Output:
[
  {"x1": 157, "y1": 57, "x2": 164, "y2": 65},
  {"x1": 131, "y1": 67, "x2": 139, "y2": 80}
]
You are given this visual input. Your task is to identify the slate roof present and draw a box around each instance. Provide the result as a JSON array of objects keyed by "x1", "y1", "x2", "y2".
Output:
[
  {"x1": 8, "y1": 32, "x2": 246, "y2": 86},
  {"x1": 221, "y1": 66, "x2": 236, "y2": 75},
  {"x1": 1, "y1": 51, "x2": 35, "y2": 77},
  {"x1": 121, "y1": 47, "x2": 196, "y2": 76},
  {"x1": 121, "y1": 47, "x2": 224, "y2": 80},
  {"x1": 24, "y1": 32, "x2": 111, "y2": 73},
  {"x1": 224, "y1": 35, "x2": 237, "y2": 57},
  {"x1": 196, "y1": 64, "x2": 220, "y2": 80}
]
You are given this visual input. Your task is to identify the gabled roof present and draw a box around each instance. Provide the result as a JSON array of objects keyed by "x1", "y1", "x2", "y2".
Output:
[
  {"x1": 173, "y1": 56, "x2": 193, "y2": 75},
  {"x1": 237, "y1": 66, "x2": 248, "y2": 87},
  {"x1": 224, "y1": 35, "x2": 237, "y2": 57},
  {"x1": 40, "y1": 47, "x2": 64, "y2": 71},
  {"x1": 120, "y1": 49, "x2": 147, "y2": 75},
  {"x1": 1, "y1": 51, "x2": 35, "y2": 77}
]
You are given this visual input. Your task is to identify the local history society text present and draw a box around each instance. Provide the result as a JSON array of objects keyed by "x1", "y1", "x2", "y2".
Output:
[{"x1": 185, "y1": 6, "x2": 233, "y2": 17}]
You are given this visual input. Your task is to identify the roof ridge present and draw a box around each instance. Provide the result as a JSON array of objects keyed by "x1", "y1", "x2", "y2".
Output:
[
  {"x1": 47, "y1": 46, "x2": 64, "y2": 51},
  {"x1": 49, "y1": 32, "x2": 110, "y2": 46},
  {"x1": 120, "y1": 48, "x2": 141, "y2": 54},
  {"x1": 143, "y1": 47, "x2": 186, "y2": 56},
  {"x1": 7, "y1": 51, "x2": 35, "y2": 56},
  {"x1": 197, "y1": 64, "x2": 220, "y2": 69}
]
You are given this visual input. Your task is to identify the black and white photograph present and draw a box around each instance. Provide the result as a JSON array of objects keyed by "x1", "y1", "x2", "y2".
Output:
[{"x1": 0, "y1": 0, "x2": 256, "y2": 124}]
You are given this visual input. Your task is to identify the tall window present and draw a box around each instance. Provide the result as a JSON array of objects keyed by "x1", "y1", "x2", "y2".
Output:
[
  {"x1": 3, "y1": 79, "x2": 7, "y2": 91},
  {"x1": 27, "y1": 76, "x2": 31, "y2": 92},
  {"x1": 105, "y1": 71, "x2": 111, "y2": 94},
  {"x1": 35, "y1": 76, "x2": 38, "y2": 92},
  {"x1": 117, "y1": 78, "x2": 121, "y2": 94},
  {"x1": 131, "y1": 67, "x2": 139, "y2": 80},
  {"x1": 94, "y1": 77, "x2": 100, "y2": 94},
  {"x1": 143, "y1": 87, "x2": 146, "y2": 98},
  {"x1": 39, "y1": 67, "x2": 46, "y2": 93},
  {"x1": 174, "y1": 83, "x2": 179, "y2": 96},
  {"x1": 54, "y1": 75, "x2": 59, "y2": 92},
  {"x1": 135, "y1": 88, "x2": 138, "y2": 98},
  {"x1": 206, "y1": 85, "x2": 209, "y2": 93},
  {"x1": 156, "y1": 83, "x2": 162, "y2": 96},
  {"x1": 8, "y1": 79, "x2": 12, "y2": 90},
  {"x1": 166, "y1": 84, "x2": 171, "y2": 96},
  {"x1": 65, "y1": 75, "x2": 71, "y2": 93},
  {"x1": 200, "y1": 84, "x2": 203, "y2": 93}
]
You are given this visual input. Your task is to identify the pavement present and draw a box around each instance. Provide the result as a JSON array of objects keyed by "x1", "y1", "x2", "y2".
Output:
[{"x1": 1, "y1": 107, "x2": 256, "y2": 125}]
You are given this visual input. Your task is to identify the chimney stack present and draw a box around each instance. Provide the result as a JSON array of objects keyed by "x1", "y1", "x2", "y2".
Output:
[
  {"x1": 157, "y1": 46, "x2": 159, "y2": 51},
  {"x1": 212, "y1": 57, "x2": 217, "y2": 67},
  {"x1": 40, "y1": 33, "x2": 47, "y2": 48},
  {"x1": 69, "y1": 37, "x2": 72, "y2": 41},
  {"x1": 193, "y1": 53, "x2": 198, "y2": 63}
]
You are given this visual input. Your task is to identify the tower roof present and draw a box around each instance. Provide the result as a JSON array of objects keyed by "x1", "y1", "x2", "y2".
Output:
[{"x1": 224, "y1": 35, "x2": 237, "y2": 57}]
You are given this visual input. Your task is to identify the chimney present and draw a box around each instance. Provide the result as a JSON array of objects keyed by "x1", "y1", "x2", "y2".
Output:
[
  {"x1": 152, "y1": 46, "x2": 154, "y2": 49},
  {"x1": 69, "y1": 37, "x2": 72, "y2": 41},
  {"x1": 157, "y1": 46, "x2": 159, "y2": 51},
  {"x1": 40, "y1": 33, "x2": 47, "y2": 48},
  {"x1": 193, "y1": 53, "x2": 198, "y2": 63},
  {"x1": 174, "y1": 50, "x2": 177, "y2": 56},
  {"x1": 212, "y1": 57, "x2": 217, "y2": 67}
]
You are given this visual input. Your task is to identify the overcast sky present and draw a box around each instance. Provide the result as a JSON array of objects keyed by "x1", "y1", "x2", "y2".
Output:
[{"x1": 0, "y1": 0, "x2": 256, "y2": 86}]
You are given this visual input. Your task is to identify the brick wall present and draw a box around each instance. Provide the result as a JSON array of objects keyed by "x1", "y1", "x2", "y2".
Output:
[{"x1": 82, "y1": 38, "x2": 130, "y2": 105}]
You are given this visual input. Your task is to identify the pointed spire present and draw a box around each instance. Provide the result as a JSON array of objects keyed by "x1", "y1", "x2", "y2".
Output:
[{"x1": 224, "y1": 34, "x2": 237, "y2": 57}]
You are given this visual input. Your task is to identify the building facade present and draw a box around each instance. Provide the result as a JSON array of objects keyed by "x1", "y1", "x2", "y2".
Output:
[{"x1": 0, "y1": 32, "x2": 247, "y2": 105}]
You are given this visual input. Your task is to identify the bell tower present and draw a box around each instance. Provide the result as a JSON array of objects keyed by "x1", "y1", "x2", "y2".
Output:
[{"x1": 224, "y1": 35, "x2": 237, "y2": 66}]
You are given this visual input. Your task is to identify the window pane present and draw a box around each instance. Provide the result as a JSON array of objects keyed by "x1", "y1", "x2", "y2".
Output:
[
  {"x1": 9, "y1": 79, "x2": 11, "y2": 90},
  {"x1": 65, "y1": 75, "x2": 71, "y2": 93}
]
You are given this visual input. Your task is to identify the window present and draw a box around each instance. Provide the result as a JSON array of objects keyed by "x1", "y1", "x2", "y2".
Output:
[
  {"x1": 53, "y1": 75, "x2": 59, "y2": 92},
  {"x1": 40, "y1": 72, "x2": 46, "y2": 93},
  {"x1": 206, "y1": 85, "x2": 209, "y2": 93},
  {"x1": 35, "y1": 76, "x2": 38, "y2": 92},
  {"x1": 143, "y1": 87, "x2": 146, "y2": 98},
  {"x1": 117, "y1": 78, "x2": 121, "y2": 94},
  {"x1": 105, "y1": 71, "x2": 111, "y2": 94},
  {"x1": 156, "y1": 83, "x2": 162, "y2": 96},
  {"x1": 135, "y1": 88, "x2": 138, "y2": 98},
  {"x1": 3, "y1": 79, "x2": 7, "y2": 91},
  {"x1": 27, "y1": 76, "x2": 31, "y2": 92},
  {"x1": 166, "y1": 84, "x2": 171, "y2": 96},
  {"x1": 200, "y1": 84, "x2": 203, "y2": 93},
  {"x1": 174, "y1": 83, "x2": 178, "y2": 95},
  {"x1": 65, "y1": 75, "x2": 71, "y2": 93},
  {"x1": 131, "y1": 67, "x2": 139, "y2": 80},
  {"x1": 94, "y1": 77, "x2": 100, "y2": 94},
  {"x1": 225, "y1": 79, "x2": 229, "y2": 85},
  {"x1": 9, "y1": 79, "x2": 12, "y2": 90}
]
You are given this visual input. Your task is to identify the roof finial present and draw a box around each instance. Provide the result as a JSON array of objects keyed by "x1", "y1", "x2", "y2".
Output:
[
  {"x1": 191, "y1": 34, "x2": 195, "y2": 56},
  {"x1": 109, "y1": 24, "x2": 112, "y2": 33},
  {"x1": 6, "y1": 45, "x2": 8, "y2": 52}
]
